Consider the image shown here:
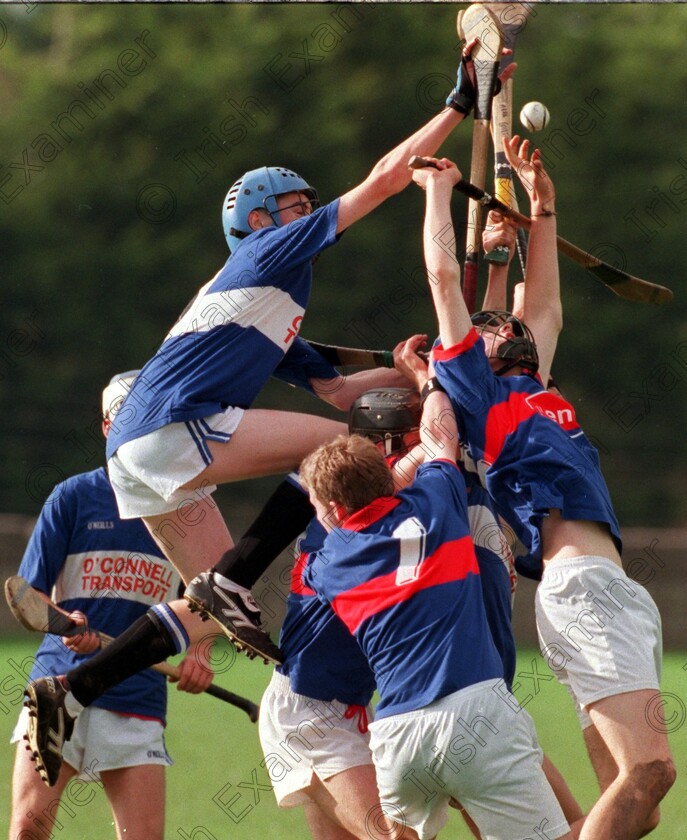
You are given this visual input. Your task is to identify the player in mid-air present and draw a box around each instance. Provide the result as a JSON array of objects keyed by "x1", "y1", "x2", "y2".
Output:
[
  {"x1": 17, "y1": 181, "x2": 576, "y2": 827},
  {"x1": 101, "y1": 43, "x2": 508, "y2": 673},
  {"x1": 10, "y1": 373, "x2": 214, "y2": 837},
  {"x1": 405, "y1": 138, "x2": 675, "y2": 838},
  {"x1": 298, "y1": 351, "x2": 573, "y2": 840},
  {"x1": 21, "y1": 41, "x2": 522, "y2": 791}
]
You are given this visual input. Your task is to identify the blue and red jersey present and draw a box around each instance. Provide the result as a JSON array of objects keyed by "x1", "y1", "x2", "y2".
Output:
[
  {"x1": 463, "y1": 472, "x2": 517, "y2": 689},
  {"x1": 18, "y1": 468, "x2": 182, "y2": 722},
  {"x1": 277, "y1": 518, "x2": 376, "y2": 706},
  {"x1": 303, "y1": 460, "x2": 504, "y2": 720},
  {"x1": 107, "y1": 202, "x2": 341, "y2": 457},
  {"x1": 388, "y1": 454, "x2": 516, "y2": 687},
  {"x1": 433, "y1": 328, "x2": 622, "y2": 579}
]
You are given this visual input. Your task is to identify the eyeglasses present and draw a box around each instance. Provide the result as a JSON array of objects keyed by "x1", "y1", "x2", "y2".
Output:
[{"x1": 276, "y1": 199, "x2": 314, "y2": 216}]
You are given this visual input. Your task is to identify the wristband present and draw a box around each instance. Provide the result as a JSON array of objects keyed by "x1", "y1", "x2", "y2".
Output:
[{"x1": 420, "y1": 377, "x2": 446, "y2": 406}]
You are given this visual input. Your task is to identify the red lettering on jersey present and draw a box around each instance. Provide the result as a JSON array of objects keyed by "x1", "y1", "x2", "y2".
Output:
[
  {"x1": 283, "y1": 315, "x2": 303, "y2": 344},
  {"x1": 525, "y1": 391, "x2": 578, "y2": 431},
  {"x1": 483, "y1": 390, "x2": 579, "y2": 465}
]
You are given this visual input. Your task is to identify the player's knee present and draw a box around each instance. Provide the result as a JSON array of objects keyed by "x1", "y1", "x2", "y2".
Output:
[
  {"x1": 649, "y1": 756, "x2": 676, "y2": 801},
  {"x1": 631, "y1": 757, "x2": 676, "y2": 808}
]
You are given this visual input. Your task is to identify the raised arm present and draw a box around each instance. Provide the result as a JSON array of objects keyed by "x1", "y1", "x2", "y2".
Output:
[
  {"x1": 502, "y1": 136, "x2": 561, "y2": 385},
  {"x1": 336, "y1": 43, "x2": 516, "y2": 234},
  {"x1": 336, "y1": 108, "x2": 465, "y2": 234},
  {"x1": 481, "y1": 209, "x2": 518, "y2": 311},
  {"x1": 310, "y1": 364, "x2": 413, "y2": 411},
  {"x1": 411, "y1": 159, "x2": 473, "y2": 348},
  {"x1": 393, "y1": 334, "x2": 458, "y2": 466}
]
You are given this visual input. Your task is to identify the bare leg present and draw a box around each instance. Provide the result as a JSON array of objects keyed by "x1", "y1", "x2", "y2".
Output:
[
  {"x1": 143, "y1": 410, "x2": 346, "y2": 584},
  {"x1": 582, "y1": 722, "x2": 659, "y2": 839},
  {"x1": 307, "y1": 765, "x2": 381, "y2": 839},
  {"x1": 9, "y1": 744, "x2": 77, "y2": 837},
  {"x1": 578, "y1": 690, "x2": 675, "y2": 840},
  {"x1": 303, "y1": 799, "x2": 364, "y2": 840},
  {"x1": 543, "y1": 752, "x2": 585, "y2": 832},
  {"x1": 196, "y1": 410, "x2": 348, "y2": 484},
  {"x1": 583, "y1": 723, "x2": 618, "y2": 793},
  {"x1": 306, "y1": 765, "x2": 421, "y2": 840},
  {"x1": 143, "y1": 499, "x2": 232, "y2": 585},
  {"x1": 102, "y1": 765, "x2": 165, "y2": 840}
]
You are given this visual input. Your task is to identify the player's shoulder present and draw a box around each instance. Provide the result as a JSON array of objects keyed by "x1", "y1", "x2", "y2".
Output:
[{"x1": 49, "y1": 467, "x2": 108, "y2": 500}]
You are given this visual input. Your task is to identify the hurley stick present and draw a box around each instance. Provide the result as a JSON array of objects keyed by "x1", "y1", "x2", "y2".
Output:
[
  {"x1": 407, "y1": 157, "x2": 673, "y2": 304},
  {"x1": 483, "y1": 2, "x2": 533, "y2": 270},
  {"x1": 305, "y1": 340, "x2": 395, "y2": 369},
  {"x1": 459, "y1": 4, "x2": 504, "y2": 312},
  {"x1": 5, "y1": 575, "x2": 259, "y2": 722},
  {"x1": 305, "y1": 340, "x2": 429, "y2": 369}
]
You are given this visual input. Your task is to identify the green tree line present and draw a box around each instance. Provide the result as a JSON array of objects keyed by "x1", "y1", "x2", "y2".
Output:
[{"x1": 1, "y1": 3, "x2": 686, "y2": 528}]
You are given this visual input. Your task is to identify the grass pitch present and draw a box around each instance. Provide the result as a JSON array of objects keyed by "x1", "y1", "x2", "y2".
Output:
[{"x1": 1, "y1": 639, "x2": 685, "y2": 839}]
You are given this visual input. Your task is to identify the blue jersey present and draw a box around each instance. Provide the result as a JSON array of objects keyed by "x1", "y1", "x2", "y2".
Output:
[
  {"x1": 463, "y1": 471, "x2": 517, "y2": 689},
  {"x1": 18, "y1": 468, "x2": 182, "y2": 721},
  {"x1": 434, "y1": 328, "x2": 622, "y2": 579},
  {"x1": 387, "y1": 455, "x2": 516, "y2": 688},
  {"x1": 304, "y1": 460, "x2": 504, "y2": 720},
  {"x1": 277, "y1": 518, "x2": 376, "y2": 706},
  {"x1": 107, "y1": 201, "x2": 341, "y2": 456}
]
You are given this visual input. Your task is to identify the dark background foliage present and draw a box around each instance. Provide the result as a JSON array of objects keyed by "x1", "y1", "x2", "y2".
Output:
[{"x1": 1, "y1": 3, "x2": 685, "y2": 529}]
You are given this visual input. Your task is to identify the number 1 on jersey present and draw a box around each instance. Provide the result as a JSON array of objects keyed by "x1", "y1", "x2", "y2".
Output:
[{"x1": 393, "y1": 517, "x2": 427, "y2": 586}]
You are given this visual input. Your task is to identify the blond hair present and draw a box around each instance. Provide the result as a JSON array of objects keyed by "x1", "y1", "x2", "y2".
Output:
[{"x1": 300, "y1": 434, "x2": 394, "y2": 515}]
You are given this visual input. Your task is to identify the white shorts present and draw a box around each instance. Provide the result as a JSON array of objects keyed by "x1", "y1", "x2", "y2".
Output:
[
  {"x1": 12, "y1": 706, "x2": 172, "y2": 779},
  {"x1": 259, "y1": 671, "x2": 374, "y2": 808},
  {"x1": 368, "y1": 680, "x2": 569, "y2": 840},
  {"x1": 535, "y1": 555, "x2": 662, "y2": 728},
  {"x1": 108, "y1": 408, "x2": 244, "y2": 518}
]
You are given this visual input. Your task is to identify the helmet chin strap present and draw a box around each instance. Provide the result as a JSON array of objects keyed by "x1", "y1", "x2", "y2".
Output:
[
  {"x1": 492, "y1": 356, "x2": 537, "y2": 378},
  {"x1": 492, "y1": 357, "x2": 521, "y2": 377}
]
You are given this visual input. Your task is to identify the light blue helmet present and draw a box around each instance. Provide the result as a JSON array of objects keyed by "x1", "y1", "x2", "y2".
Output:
[{"x1": 222, "y1": 166, "x2": 319, "y2": 252}]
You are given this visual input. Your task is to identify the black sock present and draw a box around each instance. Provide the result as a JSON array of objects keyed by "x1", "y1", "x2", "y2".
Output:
[
  {"x1": 212, "y1": 479, "x2": 314, "y2": 589},
  {"x1": 66, "y1": 610, "x2": 177, "y2": 707}
]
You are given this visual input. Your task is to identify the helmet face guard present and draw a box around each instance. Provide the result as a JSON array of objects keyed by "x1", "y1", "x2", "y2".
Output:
[
  {"x1": 348, "y1": 388, "x2": 422, "y2": 455},
  {"x1": 222, "y1": 166, "x2": 320, "y2": 252},
  {"x1": 471, "y1": 310, "x2": 539, "y2": 376}
]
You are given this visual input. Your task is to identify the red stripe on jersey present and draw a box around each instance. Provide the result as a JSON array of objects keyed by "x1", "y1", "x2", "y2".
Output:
[
  {"x1": 433, "y1": 328, "x2": 480, "y2": 360},
  {"x1": 484, "y1": 390, "x2": 580, "y2": 465},
  {"x1": 342, "y1": 496, "x2": 400, "y2": 532},
  {"x1": 290, "y1": 552, "x2": 315, "y2": 596},
  {"x1": 331, "y1": 536, "x2": 478, "y2": 633}
]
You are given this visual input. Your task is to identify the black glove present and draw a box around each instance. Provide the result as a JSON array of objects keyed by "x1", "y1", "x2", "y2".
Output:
[
  {"x1": 446, "y1": 53, "x2": 476, "y2": 115},
  {"x1": 446, "y1": 52, "x2": 502, "y2": 116}
]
